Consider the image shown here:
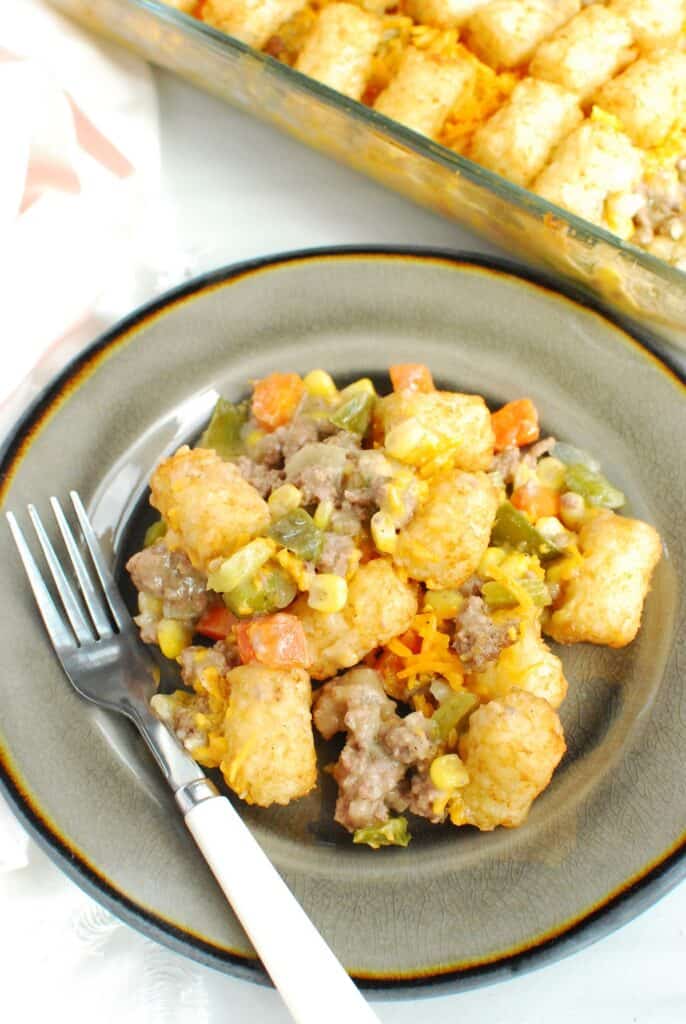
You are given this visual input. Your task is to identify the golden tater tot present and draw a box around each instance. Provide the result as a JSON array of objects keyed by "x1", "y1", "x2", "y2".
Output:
[
  {"x1": 295, "y1": 4, "x2": 383, "y2": 100},
  {"x1": 150, "y1": 446, "x2": 270, "y2": 571},
  {"x1": 595, "y1": 53, "x2": 686, "y2": 150},
  {"x1": 380, "y1": 390, "x2": 494, "y2": 472},
  {"x1": 293, "y1": 559, "x2": 419, "y2": 680},
  {"x1": 452, "y1": 688, "x2": 566, "y2": 830},
  {"x1": 469, "y1": 77, "x2": 582, "y2": 187},
  {"x1": 404, "y1": 0, "x2": 491, "y2": 29},
  {"x1": 608, "y1": 0, "x2": 684, "y2": 52},
  {"x1": 466, "y1": 0, "x2": 580, "y2": 70},
  {"x1": 545, "y1": 510, "x2": 662, "y2": 648},
  {"x1": 221, "y1": 665, "x2": 316, "y2": 806},
  {"x1": 373, "y1": 47, "x2": 474, "y2": 140},
  {"x1": 467, "y1": 622, "x2": 568, "y2": 709},
  {"x1": 533, "y1": 121, "x2": 643, "y2": 232},
  {"x1": 202, "y1": 0, "x2": 308, "y2": 49},
  {"x1": 529, "y1": 6, "x2": 635, "y2": 101},
  {"x1": 394, "y1": 470, "x2": 499, "y2": 589}
]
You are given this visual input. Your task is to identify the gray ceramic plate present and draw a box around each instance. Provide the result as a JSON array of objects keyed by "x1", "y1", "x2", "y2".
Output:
[{"x1": 1, "y1": 249, "x2": 684, "y2": 998}]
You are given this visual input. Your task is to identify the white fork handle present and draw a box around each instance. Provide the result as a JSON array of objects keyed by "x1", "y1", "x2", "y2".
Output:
[{"x1": 184, "y1": 796, "x2": 381, "y2": 1024}]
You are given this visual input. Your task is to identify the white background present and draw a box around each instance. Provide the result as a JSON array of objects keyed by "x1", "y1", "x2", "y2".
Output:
[{"x1": 1, "y1": 61, "x2": 685, "y2": 1023}]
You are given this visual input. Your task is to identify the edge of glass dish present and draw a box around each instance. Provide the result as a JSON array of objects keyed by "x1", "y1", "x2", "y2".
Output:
[{"x1": 119, "y1": 0, "x2": 686, "y2": 291}]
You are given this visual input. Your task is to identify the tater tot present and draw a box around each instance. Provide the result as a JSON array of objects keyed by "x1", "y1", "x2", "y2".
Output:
[
  {"x1": 545, "y1": 511, "x2": 661, "y2": 648},
  {"x1": 202, "y1": 0, "x2": 308, "y2": 49},
  {"x1": 469, "y1": 77, "x2": 582, "y2": 187},
  {"x1": 295, "y1": 4, "x2": 383, "y2": 100},
  {"x1": 595, "y1": 53, "x2": 686, "y2": 150},
  {"x1": 452, "y1": 689, "x2": 566, "y2": 830},
  {"x1": 404, "y1": 0, "x2": 491, "y2": 29},
  {"x1": 608, "y1": 0, "x2": 685, "y2": 52},
  {"x1": 466, "y1": 0, "x2": 580, "y2": 70},
  {"x1": 221, "y1": 665, "x2": 316, "y2": 806},
  {"x1": 373, "y1": 47, "x2": 473, "y2": 140},
  {"x1": 394, "y1": 470, "x2": 499, "y2": 589},
  {"x1": 161, "y1": 0, "x2": 197, "y2": 11},
  {"x1": 467, "y1": 622, "x2": 568, "y2": 709},
  {"x1": 533, "y1": 121, "x2": 643, "y2": 231},
  {"x1": 529, "y1": 6, "x2": 635, "y2": 101},
  {"x1": 150, "y1": 446, "x2": 270, "y2": 571},
  {"x1": 293, "y1": 559, "x2": 419, "y2": 680},
  {"x1": 380, "y1": 390, "x2": 495, "y2": 472}
]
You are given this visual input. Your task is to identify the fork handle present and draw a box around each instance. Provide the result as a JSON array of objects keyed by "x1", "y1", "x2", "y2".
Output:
[{"x1": 184, "y1": 795, "x2": 381, "y2": 1024}]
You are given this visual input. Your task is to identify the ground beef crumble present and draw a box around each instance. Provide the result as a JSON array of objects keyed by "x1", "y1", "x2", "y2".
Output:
[
  {"x1": 313, "y1": 668, "x2": 440, "y2": 832},
  {"x1": 451, "y1": 596, "x2": 516, "y2": 673},
  {"x1": 126, "y1": 542, "x2": 208, "y2": 620}
]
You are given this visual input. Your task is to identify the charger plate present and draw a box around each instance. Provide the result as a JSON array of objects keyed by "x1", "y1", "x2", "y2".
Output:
[{"x1": 0, "y1": 249, "x2": 683, "y2": 997}]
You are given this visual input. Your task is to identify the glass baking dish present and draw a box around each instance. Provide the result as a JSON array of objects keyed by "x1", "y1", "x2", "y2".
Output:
[{"x1": 49, "y1": 0, "x2": 686, "y2": 352}]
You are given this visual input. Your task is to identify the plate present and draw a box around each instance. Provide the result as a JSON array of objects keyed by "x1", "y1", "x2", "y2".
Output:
[{"x1": 0, "y1": 249, "x2": 684, "y2": 997}]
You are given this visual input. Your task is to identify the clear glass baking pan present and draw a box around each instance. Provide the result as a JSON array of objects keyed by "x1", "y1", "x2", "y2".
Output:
[{"x1": 49, "y1": 0, "x2": 686, "y2": 352}]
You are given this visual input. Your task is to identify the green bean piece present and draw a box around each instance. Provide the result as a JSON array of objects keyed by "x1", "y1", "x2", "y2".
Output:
[
  {"x1": 269, "y1": 508, "x2": 324, "y2": 562},
  {"x1": 200, "y1": 398, "x2": 249, "y2": 459},
  {"x1": 564, "y1": 463, "x2": 625, "y2": 509},
  {"x1": 552, "y1": 442, "x2": 600, "y2": 472},
  {"x1": 223, "y1": 565, "x2": 297, "y2": 617},
  {"x1": 432, "y1": 691, "x2": 478, "y2": 740},
  {"x1": 482, "y1": 578, "x2": 551, "y2": 609},
  {"x1": 353, "y1": 816, "x2": 411, "y2": 849},
  {"x1": 329, "y1": 391, "x2": 375, "y2": 435},
  {"x1": 143, "y1": 519, "x2": 167, "y2": 548},
  {"x1": 490, "y1": 502, "x2": 562, "y2": 561}
]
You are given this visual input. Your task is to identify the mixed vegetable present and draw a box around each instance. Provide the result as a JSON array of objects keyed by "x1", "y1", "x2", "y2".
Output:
[{"x1": 127, "y1": 364, "x2": 661, "y2": 847}]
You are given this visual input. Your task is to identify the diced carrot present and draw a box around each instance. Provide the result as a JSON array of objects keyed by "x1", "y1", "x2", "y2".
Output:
[
  {"x1": 511, "y1": 483, "x2": 560, "y2": 521},
  {"x1": 491, "y1": 398, "x2": 540, "y2": 452},
  {"x1": 389, "y1": 363, "x2": 435, "y2": 394},
  {"x1": 195, "y1": 604, "x2": 237, "y2": 641},
  {"x1": 252, "y1": 372, "x2": 304, "y2": 431},
  {"x1": 235, "y1": 621, "x2": 256, "y2": 664},
  {"x1": 235, "y1": 613, "x2": 310, "y2": 669}
]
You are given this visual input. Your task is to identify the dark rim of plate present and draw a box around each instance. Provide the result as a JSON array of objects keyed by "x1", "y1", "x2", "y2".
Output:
[{"x1": 0, "y1": 247, "x2": 684, "y2": 999}]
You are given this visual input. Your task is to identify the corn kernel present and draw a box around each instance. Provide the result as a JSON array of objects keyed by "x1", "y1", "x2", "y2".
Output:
[
  {"x1": 500, "y1": 552, "x2": 532, "y2": 579},
  {"x1": 341, "y1": 377, "x2": 375, "y2": 397},
  {"x1": 430, "y1": 754, "x2": 469, "y2": 792},
  {"x1": 313, "y1": 498, "x2": 334, "y2": 530},
  {"x1": 268, "y1": 483, "x2": 302, "y2": 519},
  {"x1": 513, "y1": 461, "x2": 537, "y2": 489},
  {"x1": 307, "y1": 574, "x2": 348, "y2": 613},
  {"x1": 303, "y1": 369, "x2": 337, "y2": 398},
  {"x1": 138, "y1": 591, "x2": 163, "y2": 618},
  {"x1": 479, "y1": 546, "x2": 507, "y2": 576},
  {"x1": 157, "y1": 619, "x2": 192, "y2": 660},
  {"x1": 371, "y1": 510, "x2": 397, "y2": 553},
  {"x1": 536, "y1": 456, "x2": 566, "y2": 490},
  {"x1": 207, "y1": 538, "x2": 276, "y2": 593},
  {"x1": 559, "y1": 491, "x2": 586, "y2": 530}
]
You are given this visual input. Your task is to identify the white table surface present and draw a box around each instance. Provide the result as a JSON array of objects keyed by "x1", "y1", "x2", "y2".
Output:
[{"x1": 1, "y1": 66, "x2": 685, "y2": 1024}]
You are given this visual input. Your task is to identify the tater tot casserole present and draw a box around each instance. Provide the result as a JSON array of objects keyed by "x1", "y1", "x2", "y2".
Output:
[
  {"x1": 127, "y1": 364, "x2": 662, "y2": 848},
  {"x1": 159, "y1": 0, "x2": 686, "y2": 270}
]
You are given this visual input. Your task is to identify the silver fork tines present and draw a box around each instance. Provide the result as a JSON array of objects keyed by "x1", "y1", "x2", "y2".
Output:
[
  {"x1": 8, "y1": 495, "x2": 119, "y2": 651},
  {"x1": 6, "y1": 509, "x2": 78, "y2": 654},
  {"x1": 7, "y1": 491, "x2": 206, "y2": 790}
]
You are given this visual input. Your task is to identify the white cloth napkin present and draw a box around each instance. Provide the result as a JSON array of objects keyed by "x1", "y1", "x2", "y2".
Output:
[
  {"x1": 0, "y1": 0, "x2": 164, "y2": 411},
  {"x1": 0, "y1": 0, "x2": 164, "y2": 867}
]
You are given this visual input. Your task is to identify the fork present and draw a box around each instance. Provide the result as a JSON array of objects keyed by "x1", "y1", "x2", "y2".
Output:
[{"x1": 7, "y1": 492, "x2": 381, "y2": 1024}]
